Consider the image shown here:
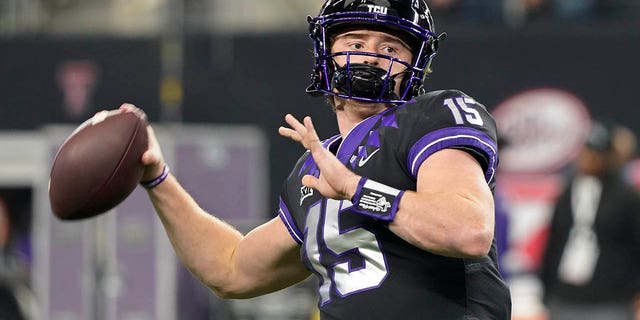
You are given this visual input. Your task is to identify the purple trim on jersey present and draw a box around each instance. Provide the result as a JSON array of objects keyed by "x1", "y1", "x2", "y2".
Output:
[
  {"x1": 324, "y1": 134, "x2": 342, "y2": 149},
  {"x1": 298, "y1": 134, "x2": 341, "y2": 177},
  {"x1": 367, "y1": 130, "x2": 381, "y2": 147},
  {"x1": 407, "y1": 127, "x2": 498, "y2": 183},
  {"x1": 380, "y1": 113, "x2": 398, "y2": 128},
  {"x1": 336, "y1": 115, "x2": 379, "y2": 163},
  {"x1": 298, "y1": 152, "x2": 316, "y2": 177},
  {"x1": 278, "y1": 197, "x2": 303, "y2": 244},
  {"x1": 336, "y1": 106, "x2": 400, "y2": 164}
]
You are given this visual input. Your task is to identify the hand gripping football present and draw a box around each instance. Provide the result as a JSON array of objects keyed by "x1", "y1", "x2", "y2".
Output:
[{"x1": 49, "y1": 110, "x2": 148, "y2": 220}]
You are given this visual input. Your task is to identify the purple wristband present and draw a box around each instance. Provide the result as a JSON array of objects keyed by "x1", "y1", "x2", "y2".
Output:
[
  {"x1": 350, "y1": 177, "x2": 404, "y2": 221},
  {"x1": 140, "y1": 165, "x2": 170, "y2": 189}
]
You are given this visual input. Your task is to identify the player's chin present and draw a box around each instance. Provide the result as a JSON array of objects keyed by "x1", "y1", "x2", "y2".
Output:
[{"x1": 353, "y1": 99, "x2": 392, "y2": 112}]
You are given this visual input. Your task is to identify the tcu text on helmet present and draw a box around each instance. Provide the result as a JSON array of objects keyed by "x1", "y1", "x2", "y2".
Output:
[{"x1": 366, "y1": 5, "x2": 388, "y2": 14}]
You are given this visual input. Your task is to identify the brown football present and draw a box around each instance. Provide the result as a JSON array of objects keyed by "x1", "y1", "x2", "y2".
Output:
[{"x1": 49, "y1": 110, "x2": 148, "y2": 220}]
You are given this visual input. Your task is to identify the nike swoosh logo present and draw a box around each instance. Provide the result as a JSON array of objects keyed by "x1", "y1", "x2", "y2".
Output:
[{"x1": 358, "y1": 148, "x2": 380, "y2": 167}]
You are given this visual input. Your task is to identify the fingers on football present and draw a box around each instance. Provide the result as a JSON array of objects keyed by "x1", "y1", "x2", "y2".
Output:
[
  {"x1": 141, "y1": 126, "x2": 163, "y2": 165},
  {"x1": 141, "y1": 150, "x2": 156, "y2": 166},
  {"x1": 119, "y1": 103, "x2": 148, "y2": 121}
]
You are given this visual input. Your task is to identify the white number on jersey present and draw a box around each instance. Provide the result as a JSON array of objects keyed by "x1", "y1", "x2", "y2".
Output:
[
  {"x1": 443, "y1": 97, "x2": 484, "y2": 126},
  {"x1": 305, "y1": 199, "x2": 388, "y2": 305}
]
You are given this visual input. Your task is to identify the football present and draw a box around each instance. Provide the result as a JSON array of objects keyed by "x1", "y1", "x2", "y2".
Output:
[{"x1": 49, "y1": 110, "x2": 149, "y2": 220}]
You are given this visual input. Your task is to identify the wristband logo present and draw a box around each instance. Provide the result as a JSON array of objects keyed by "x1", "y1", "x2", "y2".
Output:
[{"x1": 358, "y1": 191, "x2": 392, "y2": 214}]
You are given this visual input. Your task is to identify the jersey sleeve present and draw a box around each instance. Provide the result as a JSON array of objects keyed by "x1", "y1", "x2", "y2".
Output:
[
  {"x1": 278, "y1": 196, "x2": 303, "y2": 244},
  {"x1": 400, "y1": 90, "x2": 499, "y2": 185},
  {"x1": 277, "y1": 135, "x2": 341, "y2": 244},
  {"x1": 277, "y1": 155, "x2": 309, "y2": 245}
]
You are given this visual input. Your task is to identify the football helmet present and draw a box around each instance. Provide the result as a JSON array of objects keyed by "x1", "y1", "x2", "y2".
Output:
[{"x1": 306, "y1": 0, "x2": 445, "y2": 104}]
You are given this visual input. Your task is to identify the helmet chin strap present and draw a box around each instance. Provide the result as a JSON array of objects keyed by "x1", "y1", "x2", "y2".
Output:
[{"x1": 331, "y1": 63, "x2": 400, "y2": 102}]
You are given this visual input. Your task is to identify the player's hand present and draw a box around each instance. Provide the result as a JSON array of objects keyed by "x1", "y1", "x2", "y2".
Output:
[
  {"x1": 278, "y1": 114, "x2": 360, "y2": 200},
  {"x1": 118, "y1": 103, "x2": 166, "y2": 182}
]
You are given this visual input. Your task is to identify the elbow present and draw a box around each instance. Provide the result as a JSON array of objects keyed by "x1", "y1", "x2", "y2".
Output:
[
  {"x1": 210, "y1": 284, "x2": 253, "y2": 300},
  {"x1": 199, "y1": 273, "x2": 246, "y2": 300},
  {"x1": 197, "y1": 276, "x2": 233, "y2": 299},
  {"x1": 211, "y1": 287, "x2": 233, "y2": 299},
  {"x1": 454, "y1": 197, "x2": 495, "y2": 258},
  {"x1": 206, "y1": 275, "x2": 262, "y2": 300},
  {"x1": 456, "y1": 224, "x2": 493, "y2": 258},
  {"x1": 212, "y1": 287, "x2": 242, "y2": 300},
  {"x1": 408, "y1": 221, "x2": 493, "y2": 259}
]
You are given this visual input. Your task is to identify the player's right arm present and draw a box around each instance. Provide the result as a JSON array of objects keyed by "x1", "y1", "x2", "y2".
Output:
[
  {"x1": 146, "y1": 175, "x2": 310, "y2": 298},
  {"x1": 123, "y1": 104, "x2": 311, "y2": 299}
]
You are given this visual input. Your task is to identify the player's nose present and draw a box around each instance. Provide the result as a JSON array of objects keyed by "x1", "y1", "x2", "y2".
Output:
[
  {"x1": 362, "y1": 52, "x2": 380, "y2": 66},
  {"x1": 349, "y1": 40, "x2": 383, "y2": 66},
  {"x1": 363, "y1": 57, "x2": 379, "y2": 66}
]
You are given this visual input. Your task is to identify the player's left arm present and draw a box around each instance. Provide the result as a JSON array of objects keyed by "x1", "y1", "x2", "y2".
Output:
[
  {"x1": 383, "y1": 92, "x2": 497, "y2": 258},
  {"x1": 388, "y1": 148, "x2": 494, "y2": 258}
]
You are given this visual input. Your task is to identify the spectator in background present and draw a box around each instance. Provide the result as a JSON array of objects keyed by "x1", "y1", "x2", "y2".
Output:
[
  {"x1": 425, "y1": 0, "x2": 549, "y2": 26},
  {"x1": 549, "y1": 0, "x2": 640, "y2": 21},
  {"x1": 550, "y1": 0, "x2": 598, "y2": 20},
  {"x1": 426, "y1": 0, "x2": 505, "y2": 23},
  {"x1": 425, "y1": 0, "x2": 640, "y2": 26},
  {"x1": 539, "y1": 119, "x2": 640, "y2": 320},
  {"x1": 0, "y1": 197, "x2": 27, "y2": 320},
  {"x1": 613, "y1": 125, "x2": 637, "y2": 167}
]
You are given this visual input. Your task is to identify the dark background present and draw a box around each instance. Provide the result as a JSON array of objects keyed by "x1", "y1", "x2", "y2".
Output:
[{"x1": 1, "y1": 21, "x2": 639, "y2": 214}]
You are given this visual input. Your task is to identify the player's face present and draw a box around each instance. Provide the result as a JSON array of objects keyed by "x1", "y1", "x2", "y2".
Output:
[{"x1": 331, "y1": 29, "x2": 413, "y2": 95}]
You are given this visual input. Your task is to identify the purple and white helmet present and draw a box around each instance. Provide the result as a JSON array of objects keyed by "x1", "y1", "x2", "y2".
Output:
[{"x1": 306, "y1": 0, "x2": 445, "y2": 104}]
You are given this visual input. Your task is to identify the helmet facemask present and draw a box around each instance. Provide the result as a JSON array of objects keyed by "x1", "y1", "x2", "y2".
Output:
[
  {"x1": 307, "y1": 8, "x2": 442, "y2": 105},
  {"x1": 329, "y1": 52, "x2": 412, "y2": 103}
]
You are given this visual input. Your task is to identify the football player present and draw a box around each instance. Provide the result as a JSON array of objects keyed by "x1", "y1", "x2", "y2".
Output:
[{"x1": 130, "y1": 0, "x2": 512, "y2": 319}]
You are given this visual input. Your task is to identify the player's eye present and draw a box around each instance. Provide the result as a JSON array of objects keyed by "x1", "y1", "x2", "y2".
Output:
[
  {"x1": 383, "y1": 46, "x2": 396, "y2": 54},
  {"x1": 350, "y1": 42, "x2": 365, "y2": 50}
]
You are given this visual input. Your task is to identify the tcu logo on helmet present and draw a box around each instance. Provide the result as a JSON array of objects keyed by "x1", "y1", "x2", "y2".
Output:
[{"x1": 366, "y1": 5, "x2": 388, "y2": 14}]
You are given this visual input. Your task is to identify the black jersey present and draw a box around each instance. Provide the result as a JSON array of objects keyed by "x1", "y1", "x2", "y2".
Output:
[{"x1": 279, "y1": 90, "x2": 511, "y2": 319}]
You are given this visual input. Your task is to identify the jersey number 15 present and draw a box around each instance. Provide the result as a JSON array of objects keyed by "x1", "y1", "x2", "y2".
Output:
[
  {"x1": 444, "y1": 97, "x2": 484, "y2": 126},
  {"x1": 305, "y1": 199, "x2": 388, "y2": 305}
]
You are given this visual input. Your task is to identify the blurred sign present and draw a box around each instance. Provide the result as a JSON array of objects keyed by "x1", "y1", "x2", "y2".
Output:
[
  {"x1": 56, "y1": 61, "x2": 100, "y2": 119},
  {"x1": 493, "y1": 88, "x2": 591, "y2": 174}
]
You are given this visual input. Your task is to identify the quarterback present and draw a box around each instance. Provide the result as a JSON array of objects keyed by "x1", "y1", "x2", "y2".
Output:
[{"x1": 126, "y1": 0, "x2": 512, "y2": 319}]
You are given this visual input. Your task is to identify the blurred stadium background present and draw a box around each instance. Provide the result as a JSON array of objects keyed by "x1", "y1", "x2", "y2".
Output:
[{"x1": 1, "y1": 0, "x2": 639, "y2": 319}]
